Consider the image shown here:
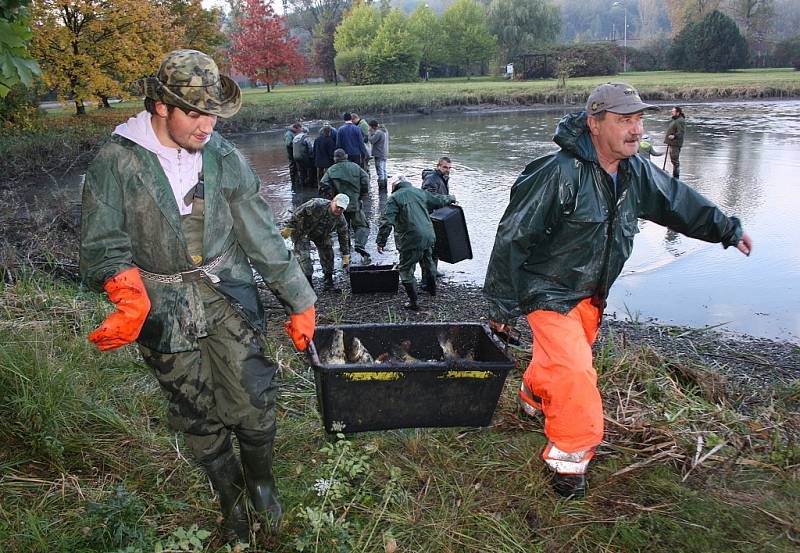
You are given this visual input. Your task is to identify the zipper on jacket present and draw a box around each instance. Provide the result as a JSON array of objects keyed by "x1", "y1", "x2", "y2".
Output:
[{"x1": 591, "y1": 164, "x2": 618, "y2": 310}]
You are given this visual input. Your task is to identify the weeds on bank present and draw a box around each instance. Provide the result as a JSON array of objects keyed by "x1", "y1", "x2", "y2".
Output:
[{"x1": 1, "y1": 272, "x2": 798, "y2": 551}]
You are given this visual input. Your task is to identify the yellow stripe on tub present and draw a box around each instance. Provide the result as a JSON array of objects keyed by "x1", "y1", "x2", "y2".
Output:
[
  {"x1": 441, "y1": 370, "x2": 493, "y2": 379},
  {"x1": 341, "y1": 371, "x2": 404, "y2": 381}
]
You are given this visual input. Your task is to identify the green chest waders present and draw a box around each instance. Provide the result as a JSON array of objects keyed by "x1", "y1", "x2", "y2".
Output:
[{"x1": 182, "y1": 173, "x2": 206, "y2": 267}]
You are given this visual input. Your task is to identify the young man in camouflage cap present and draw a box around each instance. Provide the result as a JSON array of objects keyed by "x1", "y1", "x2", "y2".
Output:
[
  {"x1": 80, "y1": 49, "x2": 316, "y2": 544},
  {"x1": 281, "y1": 194, "x2": 352, "y2": 290},
  {"x1": 484, "y1": 82, "x2": 752, "y2": 500}
]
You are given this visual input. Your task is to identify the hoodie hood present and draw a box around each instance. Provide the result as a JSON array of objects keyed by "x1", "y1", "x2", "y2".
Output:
[
  {"x1": 113, "y1": 110, "x2": 203, "y2": 216},
  {"x1": 553, "y1": 111, "x2": 598, "y2": 164}
]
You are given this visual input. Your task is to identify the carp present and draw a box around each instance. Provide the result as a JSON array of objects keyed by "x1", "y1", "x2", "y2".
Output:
[
  {"x1": 320, "y1": 329, "x2": 346, "y2": 365},
  {"x1": 347, "y1": 336, "x2": 375, "y2": 364}
]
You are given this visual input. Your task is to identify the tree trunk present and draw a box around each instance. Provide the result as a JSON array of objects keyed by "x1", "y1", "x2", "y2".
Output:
[
  {"x1": 75, "y1": 99, "x2": 86, "y2": 115},
  {"x1": 266, "y1": 82, "x2": 271, "y2": 92},
  {"x1": 99, "y1": 95, "x2": 111, "y2": 108}
]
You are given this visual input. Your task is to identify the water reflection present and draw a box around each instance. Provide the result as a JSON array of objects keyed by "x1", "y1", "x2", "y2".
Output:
[{"x1": 233, "y1": 100, "x2": 800, "y2": 343}]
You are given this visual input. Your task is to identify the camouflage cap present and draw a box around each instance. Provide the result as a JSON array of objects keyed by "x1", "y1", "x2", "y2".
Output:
[
  {"x1": 144, "y1": 49, "x2": 241, "y2": 118},
  {"x1": 586, "y1": 82, "x2": 657, "y2": 116}
]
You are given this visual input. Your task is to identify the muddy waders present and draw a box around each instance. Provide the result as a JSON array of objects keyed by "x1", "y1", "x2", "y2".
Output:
[{"x1": 159, "y1": 174, "x2": 284, "y2": 541}]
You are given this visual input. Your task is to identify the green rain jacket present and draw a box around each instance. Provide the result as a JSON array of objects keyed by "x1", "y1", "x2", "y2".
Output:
[
  {"x1": 483, "y1": 111, "x2": 742, "y2": 324},
  {"x1": 376, "y1": 181, "x2": 455, "y2": 251},
  {"x1": 80, "y1": 133, "x2": 316, "y2": 353},
  {"x1": 665, "y1": 116, "x2": 686, "y2": 148},
  {"x1": 319, "y1": 160, "x2": 369, "y2": 211}
]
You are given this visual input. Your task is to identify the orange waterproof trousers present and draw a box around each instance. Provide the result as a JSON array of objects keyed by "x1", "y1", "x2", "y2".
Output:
[{"x1": 522, "y1": 298, "x2": 604, "y2": 454}]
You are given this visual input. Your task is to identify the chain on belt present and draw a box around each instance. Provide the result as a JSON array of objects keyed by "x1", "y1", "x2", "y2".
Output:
[{"x1": 138, "y1": 253, "x2": 224, "y2": 284}]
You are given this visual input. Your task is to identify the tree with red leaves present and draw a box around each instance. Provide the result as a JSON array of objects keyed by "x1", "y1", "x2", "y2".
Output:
[{"x1": 230, "y1": 0, "x2": 306, "y2": 92}]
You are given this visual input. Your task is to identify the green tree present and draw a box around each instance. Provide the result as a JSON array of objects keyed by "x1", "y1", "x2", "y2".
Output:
[
  {"x1": 369, "y1": 8, "x2": 420, "y2": 83},
  {"x1": 333, "y1": 2, "x2": 380, "y2": 53},
  {"x1": 668, "y1": 9, "x2": 749, "y2": 71},
  {"x1": 0, "y1": 0, "x2": 40, "y2": 97},
  {"x1": 487, "y1": 0, "x2": 560, "y2": 62},
  {"x1": 407, "y1": 3, "x2": 444, "y2": 79},
  {"x1": 440, "y1": 0, "x2": 496, "y2": 76},
  {"x1": 162, "y1": 0, "x2": 227, "y2": 55}
]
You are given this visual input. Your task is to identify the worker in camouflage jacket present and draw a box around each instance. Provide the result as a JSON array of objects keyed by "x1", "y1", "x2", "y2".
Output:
[
  {"x1": 484, "y1": 83, "x2": 752, "y2": 500},
  {"x1": 376, "y1": 175, "x2": 456, "y2": 310},
  {"x1": 319, "y1": 149, "x2": 372, "y2": 264},
  {"x1": 79, "y1": 50, "x2": 316, "y2": 545},
  {"x1": 281, "y1": 195, "x2": 352, "y2": 290}
]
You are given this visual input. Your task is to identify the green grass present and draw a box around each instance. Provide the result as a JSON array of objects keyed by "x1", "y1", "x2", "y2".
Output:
[{"x1": 1, "y1": 272, "x2": 798, "y2": 552}]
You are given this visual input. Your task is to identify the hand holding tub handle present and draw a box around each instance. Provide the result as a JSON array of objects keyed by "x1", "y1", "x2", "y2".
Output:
[
  {"x1": 88, "y1": 267, "x2": 151, "y2": 351},
  {"x1": 285, "y1": 304, "x2": 315, "y2": 351}
]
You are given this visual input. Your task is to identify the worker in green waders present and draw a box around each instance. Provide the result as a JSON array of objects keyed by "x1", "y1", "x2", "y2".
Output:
[
  {"x1": 79, "y1": 49, "x2": 316, "y2": 546},
  {"x1": 376, "y1": 175, "x2": 456, "y2": 310}
]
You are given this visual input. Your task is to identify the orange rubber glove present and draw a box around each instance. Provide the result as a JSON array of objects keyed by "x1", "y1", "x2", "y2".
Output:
[
  {"x1": 285, "y1": 305, "x2": 315, "y2": 351},
  {"x1": 88, "y1": 267, "x2": 151, "y2": 351}
]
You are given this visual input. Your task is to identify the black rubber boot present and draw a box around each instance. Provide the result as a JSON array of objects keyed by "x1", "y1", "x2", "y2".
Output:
[
  {"x1": 423, "y1": 274, "x2": 436, "y2": 296},
  {"x1": 552, "y1": 473, "x2": 587, "y2": 499},
  {"x1": 237, "y1": 433, "x2": 283, "y2": 533},
  {"x1": 402, "y1": 282, "x2": 419, "y2": 311},
  {"x1": 323, "y1": 274, "x2": 337, "y2": 291},
  {"x1": 200, "y1": 447, "x2": 250, "y2": 544}
]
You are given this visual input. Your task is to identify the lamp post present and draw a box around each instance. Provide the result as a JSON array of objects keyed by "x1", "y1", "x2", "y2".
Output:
[{"x1": 612, "y1": 1, "x2": 627, "y2": 72}]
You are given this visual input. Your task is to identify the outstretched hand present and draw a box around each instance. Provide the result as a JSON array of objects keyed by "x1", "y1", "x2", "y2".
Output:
[{"x1": 736, "y1": 232, "x2": 753, "y2": 256}]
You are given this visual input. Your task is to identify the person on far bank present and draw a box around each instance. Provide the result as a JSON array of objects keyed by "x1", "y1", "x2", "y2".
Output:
[
  {"x1": 376, "y1": 175, "x2": 456, "y2": 311},
  {"x1": 368, "y1": 119, "x2": 389, "y2": 189},
  {"x1": 79, "y1": 49, "x2": 316, "y2": 545},
  {"x1": 637, "y1": 134, "x2": 663, "y2": 162},
  {"x1": 281, "y1": 194, "x2": 351, "y2": 291},
  {"x1": 422, "y1": 156, "x2": 453, "y2": 275},
  {"x1": 484, "y1": 82, "x2": 752, "y2": 500},
  {"x1": 314, "y1": 125, "x2": 336, "y2": 183},
  {"x1": 292, "y1": 126, "x2": 315, "y2": 187},
  {"x1": 319, "y1": 149, "x2": 372, "y2": 264},
  {"x1": 337, "y1": 112, "x2": 369, "y2": 167},
  {"x1": 283, "y1": 122, "x2": 302, "y2": 186},
  {"x1": 664, "y1": 105, "x2": 686, "y2": 178}
]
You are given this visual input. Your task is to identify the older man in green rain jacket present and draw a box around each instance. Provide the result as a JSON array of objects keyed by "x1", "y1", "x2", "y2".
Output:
[
  {"x1": 79, "y1": 50, "x2": 316, "y2": 545},
  {"x1": 376, "y1": 175, "x2": 455, "y2": 310}
]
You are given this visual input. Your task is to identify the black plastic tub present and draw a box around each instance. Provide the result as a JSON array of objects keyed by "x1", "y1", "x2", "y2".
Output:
[
  {"x1": 307, "y1": 323, "x2": 515, "y2": 434},
  {"x1": 430, "y1": 205, "x2": 473, "y2": 264},
  {"x1": 348, "y1": 264, "x2": 399, "y2": 293}
]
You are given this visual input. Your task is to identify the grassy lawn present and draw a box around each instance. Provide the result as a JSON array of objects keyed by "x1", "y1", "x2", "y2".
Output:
[{"x1": 1, "y1": 272, "x2": 798, "y2": 552}]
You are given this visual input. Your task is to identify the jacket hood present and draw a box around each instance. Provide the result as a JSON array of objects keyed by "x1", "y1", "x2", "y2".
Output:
[
  {"x1": 113, "y1": 111, "x2": 172, "y2": 156},
  {"x1": 113, "y1": 110, "x2": 212, "y2": 156},
  {"x1": 553, "y1": 111, "x2": 598, "y2": 164}
]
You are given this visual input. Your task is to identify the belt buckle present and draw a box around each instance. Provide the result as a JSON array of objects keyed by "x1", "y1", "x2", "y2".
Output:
[
  {"x1": 180, "y1": 268, "x2": 220, "y2": 284},
  {"x1": 180, "y1": 269, "x2": 204, "y2": 283}
]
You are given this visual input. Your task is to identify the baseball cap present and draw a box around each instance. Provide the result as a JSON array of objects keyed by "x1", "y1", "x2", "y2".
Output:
[
  {"x1": 387, "y1": 174, "x2": 407, "y2": 188},
  {"x1": 586, "y1": 83, "x2": 657, "y2": 116},
  {"x1": 332, "y1": 194, "x2": 350, "y2": 210}
]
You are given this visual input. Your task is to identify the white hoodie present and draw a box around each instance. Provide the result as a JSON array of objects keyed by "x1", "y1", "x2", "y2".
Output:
[{"x1": 113, "y1": 111, "x2": 204, "y2": 216}]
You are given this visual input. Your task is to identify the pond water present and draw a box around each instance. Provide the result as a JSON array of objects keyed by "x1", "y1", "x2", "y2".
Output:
[{"x1": 234, "y1": 100, "x2": 799, "y2": 343}]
